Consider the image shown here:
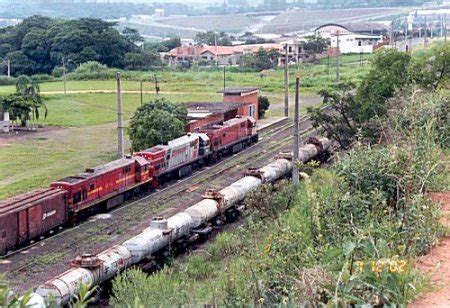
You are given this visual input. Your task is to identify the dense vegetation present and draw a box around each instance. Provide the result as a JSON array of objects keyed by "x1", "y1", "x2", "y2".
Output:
[{"x1": 0, "y1": 16, "x2": 152, "y2": 76}]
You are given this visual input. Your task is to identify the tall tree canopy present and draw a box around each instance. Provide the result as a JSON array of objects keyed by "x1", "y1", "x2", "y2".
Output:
[
  {"x1": 0, "y1": 16, "x2": 138, "y2": 76},
  {"x1": 128, "y1": 98, "x2": 187, "y2": 152}
]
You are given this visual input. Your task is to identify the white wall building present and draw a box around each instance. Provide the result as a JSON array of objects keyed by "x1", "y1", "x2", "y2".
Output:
[{"x1": 330, "y1": 33, "x2": 383, "y2": 54}]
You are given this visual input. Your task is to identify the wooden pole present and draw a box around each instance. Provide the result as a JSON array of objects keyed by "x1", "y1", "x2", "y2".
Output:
[
  {"x1": 284, "y1": 44, "x2": 289, "y2": 117},
  {"x1": 223, "y1": 66, "x2": 226, "y2": 90},
  {"x1": 292, "y1": 75, "x2": 300, "y2": 186},
  {"x1": 336, "y1": 31, "x2": 340, "y2": 83},
  {"x1": 62, "y1": 57, "x2": 67, "y2": 95},
  {"x1": 140, "y1": 80, "x2": 143, "y2": 106},
  {"x1": 116, "y1": 72, "x2": 124, "y2": 158}
]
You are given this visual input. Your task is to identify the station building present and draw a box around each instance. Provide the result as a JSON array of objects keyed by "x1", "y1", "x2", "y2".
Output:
[{"x1": 185, "y1": 87, "x2": 260, "y2": 132}]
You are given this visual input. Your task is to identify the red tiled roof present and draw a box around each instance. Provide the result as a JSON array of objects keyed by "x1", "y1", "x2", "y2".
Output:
[{"x1": 169, "y1": 43, "x2": 283, "y2": 58}]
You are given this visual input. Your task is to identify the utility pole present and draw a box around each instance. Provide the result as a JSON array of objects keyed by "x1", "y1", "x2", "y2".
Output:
[
  {"x1": 292, "y1": 75, "x2": 300, "y2": 186},
  {"x1": 336, "y1": 31, "x2": 340, "y2": 83},
  {"x1": 116, "y1": 72, "x2": 124, "y2": 158},
  {"x1": 390, "y1": 21, "x2": 394, "y2": 49},
  {"x1": 223, "y1": 66, "x2": 226, "y2": 90},
  {"x1": 444, "y1": 14, "x2": 447, "y2": 43},
  {"x1": 6, "y1": 59, "x2": 10, "y2": 78},
  {"x1": 424, "y1": 16, "x2": 428, "y2": 47},
  {"x1": 140, "y1": 80, "x2": 143, "y2": 106},
  {"x1": 284, "y1": 44, "x2": 289, "y2": 117},
  {"x1": 62, "y1": 57, "x2": 67, "y2": 95},
  {"x1": 154, "y1": 74, "x2": 160, "y2": 95}
]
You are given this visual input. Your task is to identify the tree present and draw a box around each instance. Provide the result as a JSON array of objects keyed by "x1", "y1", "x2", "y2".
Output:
[
  {"x1": 307, "y1": 83, "x2": 359, "y2": 149},
  {"x1": 128, "y1": 98, "x2": 187, "y2": 152},
  {"x1": 2, "y1": 16, "x2": 137, "y2": 76},
  {"x1": 194, "y1": 31, "x2": 232, "y2": 46},
  {"x1": 258, "y1": 95, "x2": 270, "y2": 118},
  {"x1": 301, "y1": 35, "x2": 329, "y2": 61},
  {"x1": 356, "y1": 49, "x2": 411, "y2": 121},
  {"x1": 240, "y1": 48, "x2": 280, "y2": 71},
  {"x1": 122, "y1": 27, "x2": 144, "y2": 45},
  {"x1": 124, "y1": 51, "x2": 162, "y2": 70},
  {"x1": 0, "y1": 76, "x2": 47, "y2": 126},
  {"x1": 409, "y1": 43, "x2": 450, "y2": 90}
]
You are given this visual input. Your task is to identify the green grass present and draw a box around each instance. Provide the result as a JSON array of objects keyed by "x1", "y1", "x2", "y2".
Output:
[
  {"x1": 33, "y1": 92, "x2": 222, "y2": 127},
  {"x1": 0, "y1": 64, "x2": 370, "y2": 96},
  {"x1": 316, "y1": 53, "x2": 374, "y2": 65}
]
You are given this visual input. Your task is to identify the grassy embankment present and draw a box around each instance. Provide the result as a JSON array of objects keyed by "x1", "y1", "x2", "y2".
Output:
[{"x1": 0, "y1": 60, "x2": 370, "y2": 199}]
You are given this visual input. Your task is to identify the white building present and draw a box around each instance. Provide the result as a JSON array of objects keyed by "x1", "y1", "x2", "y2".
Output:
[{"x1": 330, "y1": 33, "x2": 383, "y2": 54}]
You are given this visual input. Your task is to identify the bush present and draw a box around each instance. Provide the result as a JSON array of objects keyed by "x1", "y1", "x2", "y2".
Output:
[
  {"x1": 51, "y1": 66, "x2": 64, "y2": 78},
  {"x1": 31, "y1": 74, "x2": 54, "y2": 82},
  {"x1": 258, "y1": 96, "x2": 270, "y2": 118},
  {"x1": 0, "y1": 76, "x2": 17, "y2": 86}
]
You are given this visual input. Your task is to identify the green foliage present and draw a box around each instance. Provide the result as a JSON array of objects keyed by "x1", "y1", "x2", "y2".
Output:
[
  {"x1": 69, "y1": 283, "x2": 98, "y2": 308},
  {"x1": 0, "y1": 276, "x2": 33, "y2": 307},
  {"x1": 127, "y1": 98, "x2": 187, "y2": 151},
  {"x1": 239, "y1": 48, "x2": 280, "y2": 71},
  {"x1": 301, "y1": 34, "x2": 330, "y2": 60},
  {"x1": 307, "y1": 82, "x2": 359, "y2": 149},
  {"x1": 124, "y1": 51, "x2": 162, "y2": 71},
  {"x1": 356, "y1": 49, "x2": 411, "y2": 121},
  {"x1": 0, "y1": 76, "x2": 47, "y2": 126},
  {"x1": 409, "y1": 43, "x2": 450, "y2": 90},
  {"x1": 144, "y1": 37, "x2": 181, "y2": 53},
  {"x1": 309, "y1": 43, "x2": 450, "y2": 147},
  {"x1": 194, "y1": 31, "x2": 232, "y2": 46},
  {"x1": 258, "y1": 95, "x2": 270, "y2": 118},
  {"x1": 112, "y1": 268, "x2": 193, "y2": 306},
  {"x1": 0, "y1": 16, "x2": 137, "y2": 76}
]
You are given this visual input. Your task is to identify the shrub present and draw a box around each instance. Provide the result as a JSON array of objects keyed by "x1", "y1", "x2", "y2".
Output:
[{"x1": 0, "y1": 76, "x2": 17, "y2": 86}]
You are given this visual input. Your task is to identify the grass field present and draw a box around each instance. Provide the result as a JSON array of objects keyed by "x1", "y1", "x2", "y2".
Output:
[{"x1": 0, "y1": 62, "x2": 370, "y2": 198}]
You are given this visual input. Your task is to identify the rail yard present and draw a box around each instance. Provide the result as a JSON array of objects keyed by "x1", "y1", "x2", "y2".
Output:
[{"x1": 1, "y1": 115, "x2": 321, "y2": 296}]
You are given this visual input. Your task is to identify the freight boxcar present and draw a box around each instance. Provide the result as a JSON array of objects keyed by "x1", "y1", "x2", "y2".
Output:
[
  {"x1": 51, "y1": 156, "x2": 152, "y2": 214},
  {"x1": 135, "y1": 133, "x2": 210, "y2": 181},
  {"x1": 0, "y1": 188, "x2": 68, "y2": 255}
]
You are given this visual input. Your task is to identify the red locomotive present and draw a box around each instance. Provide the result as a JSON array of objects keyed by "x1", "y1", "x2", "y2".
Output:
[{"x1": 0, "y1": 116, "x2": 257, "y2": 255}]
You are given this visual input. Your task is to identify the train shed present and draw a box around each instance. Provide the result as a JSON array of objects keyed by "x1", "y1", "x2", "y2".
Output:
[{"x1": 185, "y1": 102, "x2": 241, "y2": 132}]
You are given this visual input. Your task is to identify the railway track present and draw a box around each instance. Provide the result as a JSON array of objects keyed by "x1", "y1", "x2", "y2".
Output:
[{"x1": 2, "y1": 114, "x2": 320, "y2": 292}]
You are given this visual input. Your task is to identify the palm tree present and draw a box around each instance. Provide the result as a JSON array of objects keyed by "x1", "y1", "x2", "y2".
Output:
[{"x1": 15, "y1": 75, "x2": 47, "y2": 123}]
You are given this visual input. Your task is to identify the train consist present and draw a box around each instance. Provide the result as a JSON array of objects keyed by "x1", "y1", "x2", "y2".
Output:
[
  {"x1": 0, "y1": 116, "x2": 257, "y2": 255},
  {"x1": 31, "y1": 137, "x2": 331, "y2": 306}
]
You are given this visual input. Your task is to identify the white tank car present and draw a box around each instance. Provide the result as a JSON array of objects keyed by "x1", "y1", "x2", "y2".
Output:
[
  {"x1": 259, "y1": 159, "x2": 293, "y2": 182},
  {"x1": 123, "y1": 213, "x2": 194, "y2": 264},
  {"x1": 122, "y1": 228, "x2": 167, "y2": 264},
  {"x1": 184, "y1": 199, "x2": 220, "y2": 228},
  {"x1": 93, "y1": 245, "x2": 132, "y2": 283},
  {"x1": 35, "y1": 268, "x2": 95, "y2": 306}
]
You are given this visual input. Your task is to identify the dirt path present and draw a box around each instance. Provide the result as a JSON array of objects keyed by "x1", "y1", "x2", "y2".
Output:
[
  {"x1": 410, "y1": 192, "x2": 450, "y2": 307},
  {"x1": 39, "y1": 90, "x2": 192, "y2": 95}
]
